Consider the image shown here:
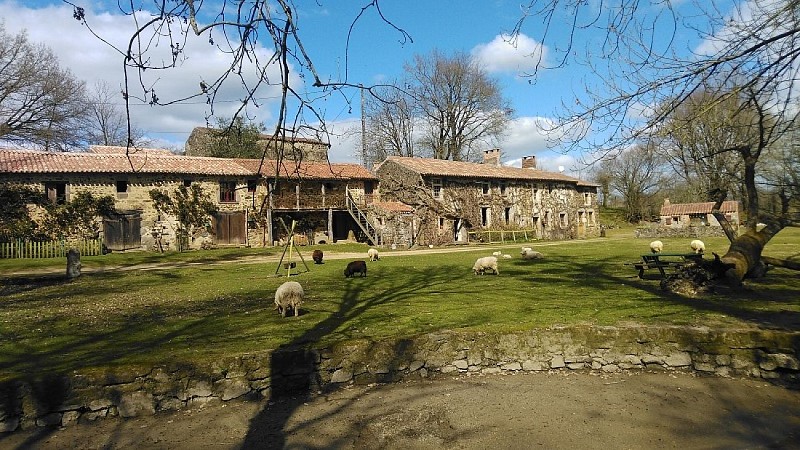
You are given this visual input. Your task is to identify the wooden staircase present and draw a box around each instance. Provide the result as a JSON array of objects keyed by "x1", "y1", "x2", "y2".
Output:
[{"x1": 345, "y1": 189, "x2": 378, "y2": 246}]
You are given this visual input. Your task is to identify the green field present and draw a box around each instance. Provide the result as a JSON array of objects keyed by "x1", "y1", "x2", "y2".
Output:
[{"x1": 1, "y1": 228, "x2": 798, "y2": 380}]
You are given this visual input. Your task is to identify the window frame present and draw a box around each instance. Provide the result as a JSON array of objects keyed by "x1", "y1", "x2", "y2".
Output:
[{"x1": 219, "y1": 180, "x2": 238, "y2": 203}]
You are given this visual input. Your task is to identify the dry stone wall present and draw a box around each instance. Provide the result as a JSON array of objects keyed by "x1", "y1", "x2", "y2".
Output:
[{"x1": 1, "y1": 325, "x2": 798, "y2": 432}]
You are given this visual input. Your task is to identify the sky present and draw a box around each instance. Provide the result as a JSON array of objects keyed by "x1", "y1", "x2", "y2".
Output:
[{"x1": 1, "y1": 0, "x2": 728, "y2": 177}]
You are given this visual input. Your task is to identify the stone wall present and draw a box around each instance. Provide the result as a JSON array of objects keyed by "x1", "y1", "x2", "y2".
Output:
[
  {"x1": 1, "y1": 325, "x2": 798, "y2": 432},
  {"x1": 634, "y1": 226, "x2": 728, "y2": 239}
]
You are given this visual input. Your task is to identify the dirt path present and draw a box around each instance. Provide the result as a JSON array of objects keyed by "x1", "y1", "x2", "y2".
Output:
[
  {"x1": 5, "y1": 237, "x2": 624, "y2": 277},
  {"x1": 4, "y1": 371, "x2": 800, "y2": 449}
]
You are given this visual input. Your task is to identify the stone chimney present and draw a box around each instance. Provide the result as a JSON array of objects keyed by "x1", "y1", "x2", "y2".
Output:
[
  {"x1": 663, "y1": 198, "x2": 670, "y2": 206},
  {"x1": 483, "y1": 148, "x2": 501, "y2": 166},
  {"x1": 522, "y1": 155, "x2": 537, "y2": 169}
]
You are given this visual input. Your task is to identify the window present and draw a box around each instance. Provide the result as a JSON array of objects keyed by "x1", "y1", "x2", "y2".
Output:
[
  {"x1": 247, "y1": 179, "x2": 258, "y2": 193},
  {"x1": 481, "y1": 182, "x2": 490, "y2": 195},
  {"x1": 588, "y1": 211, "x2": 595, "y2": 225},
  {"x1": 583, "y1": 193, "x2": 591, "y2": 206},
  {"x1": 220, "y1": 181, "x2": 237, "y2": 203},
  {"x1": 116, "y1": 180, "x2": 128, "y2": 198},
  {"x1": 481, "y1": 207, "x2": 490, "y2": 226},
  {"x1": 560, "y1": 212, "x2": 568, "y2": 227},
  {"x1": 183, "y1": 179, "x2": 192, "y2": 187},
  {"x1": 44, "y1": 182, "x2": 67, "y2": 204},
  {"x1": 504, "y1": 207, "x2": 511, "y2": 224},
  {"x1": 533, "y1": 187, "x2": 539, "y2": 203},
  {"x1": 438, "y1": 217, "x2": 445, "y2": 229},
  {"x1": 432, "y1": 179, "x2": 442, "y2": 199},
  {"x1": 499, "y1": 182, "x2": 507, "y2": 195}
]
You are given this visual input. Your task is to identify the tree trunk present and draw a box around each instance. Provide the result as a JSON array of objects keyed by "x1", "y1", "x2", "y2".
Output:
[{"x1": 717, "y1": 221, "x2": 783, "y2": 286}]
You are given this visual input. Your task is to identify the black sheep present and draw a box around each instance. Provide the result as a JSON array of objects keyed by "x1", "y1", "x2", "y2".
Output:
[
  {"x1": 344, "y1": 260, "x2": 367, "y2": 278},
  {"x1": 312, "y1": 249, "x2": 324, "y2": 264}
]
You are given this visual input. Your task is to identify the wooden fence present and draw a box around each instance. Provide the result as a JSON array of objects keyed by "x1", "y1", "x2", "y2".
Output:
[
  {"x1": 468, "y1": 230, "x2": 537, "y2": 244},
  {"x1": 0, "y1": 238, "x2": 102, "y2": 259}
]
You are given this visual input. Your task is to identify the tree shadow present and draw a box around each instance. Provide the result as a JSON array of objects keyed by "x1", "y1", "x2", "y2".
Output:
[{"x1": 240, "y1": 264, "x2": 464, "y2": 448}]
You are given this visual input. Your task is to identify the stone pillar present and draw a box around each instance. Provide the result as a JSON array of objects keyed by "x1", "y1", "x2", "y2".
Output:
[{"x1": 66, "y1": 248, "x2": 81, "y2": 279}]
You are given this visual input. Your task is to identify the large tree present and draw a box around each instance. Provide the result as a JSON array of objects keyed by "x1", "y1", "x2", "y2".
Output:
[
  {"x1": 0, "y1": 24, "x2": 88, "y2": 151},
  {"x1": 363, "y1": 51, "x2": 511, "y2": 165},
  {"x1": 85, "y1": 81, "x2": 149, "y2": 147},
  {"x1": 362, "y1": 83, "x2": 417, "y2": 168},
  {"x1": 412, "y1": 51, "x2": 511, "y2": 162},
  {"x1": 597, "y1": 143, "x2": 665, "y2": 223},
  {"x1": 514, "y1": 0, "x2": 800, "y2": 285}
]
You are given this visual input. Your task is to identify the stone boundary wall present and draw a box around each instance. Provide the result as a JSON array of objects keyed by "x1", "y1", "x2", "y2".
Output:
[
  {"x1": 1, "y1": 325, "x2": 798, "y2": 432},
  {"x1": 634, "y1": 227, "x2": 728, "y2": 239}
]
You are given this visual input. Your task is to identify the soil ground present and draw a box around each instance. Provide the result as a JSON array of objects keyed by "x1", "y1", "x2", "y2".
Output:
[{"x1": 4, "y1": 370, "x2": 800, "y2": 449}]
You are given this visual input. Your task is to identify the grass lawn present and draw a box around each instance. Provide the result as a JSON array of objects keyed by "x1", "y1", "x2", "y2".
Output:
[{"x1": 1, "y1": 229, "x2": 799, "y2": 381}]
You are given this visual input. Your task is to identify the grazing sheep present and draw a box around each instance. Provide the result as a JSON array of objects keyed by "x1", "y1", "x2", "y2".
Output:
[
  {"x1": 650, "y1": 240, "x2": 664, "y2": 253},
  {"x1": 520, "y1": 248, "x2": 543, "y2": 260},
  {"x1": 502, "y1": 254, "x2": 512, "y2": 259},
  {"x1": 312, "y1": 249, "x2": 324, "y2": 264},
  {"x1": 368, "y1": 248, "x2": 380, "y2": 261},
  {"x1": 344, "y1": 260, "x2": 368, "y2": 278},
  {"x1": 274, "y1": 281, "x2": 304, "y2": 318},
  {"x1": 492, "y1": 251, "x2": 502, "y2": 256},
  {"x1": 690, "y1": 239, "x2": 705, "y2": 254},
  {"x1": 472, "y1": 256, "x2": 499, "y2": 275}
]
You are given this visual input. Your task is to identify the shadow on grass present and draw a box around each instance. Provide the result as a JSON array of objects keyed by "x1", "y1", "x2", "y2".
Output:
[{"x1": 240, "y1": 263, "x2": 465, "y2": 448}]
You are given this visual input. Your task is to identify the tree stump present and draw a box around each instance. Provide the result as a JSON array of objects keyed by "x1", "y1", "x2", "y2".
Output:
[{"x1": 66, "y1": 248, "x2": 81, "y2": 279}]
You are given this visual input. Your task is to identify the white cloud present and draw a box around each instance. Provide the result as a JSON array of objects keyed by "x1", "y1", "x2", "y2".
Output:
[
  {"x1": 495, "y1": 116, "x2": 561, "y2": 160},
  {"x1": 471, "y1": 33, "x2": 548, "y2": 74},
  {"x1": 0, "y1": 1, "x2": 299, "y2": 148}
]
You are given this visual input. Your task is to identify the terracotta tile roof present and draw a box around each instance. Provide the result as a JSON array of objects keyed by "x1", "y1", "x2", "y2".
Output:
[
  {"x1": 372, "y1": 200, "x2": 415, "y2": 213},
  {"x1": 0, "y1": 148, "x2": 377, "y2": 180},
  {"x1": 660, "y1": 201, "x2": 739, "y2": 216},
  {"x1": 0, "y1": 148, "x2": 255, "y2": 176},
  {"x1": 382, "y1": 156, "x2": 588, "y2": 184},
  {"x1": 237, "y1": 159, "x2": 377, "y2": 180},
  {"x1": 88, "y1": 145, "x2": 177, "y2": 156}
]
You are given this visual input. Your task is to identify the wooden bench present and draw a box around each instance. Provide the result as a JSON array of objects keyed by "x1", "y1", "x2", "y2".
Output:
[{"x1": 628, "y1": 253, "x2": 703, "y2": 279}]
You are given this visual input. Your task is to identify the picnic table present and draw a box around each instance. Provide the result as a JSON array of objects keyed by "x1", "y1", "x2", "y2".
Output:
[{"x1": 628, "y1": 252, "x2": 703, "y2": 279}]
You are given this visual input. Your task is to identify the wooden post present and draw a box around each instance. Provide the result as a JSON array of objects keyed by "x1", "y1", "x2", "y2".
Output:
[{"x1": 328, "y1": 208, "x2": 334, "y2": 243}]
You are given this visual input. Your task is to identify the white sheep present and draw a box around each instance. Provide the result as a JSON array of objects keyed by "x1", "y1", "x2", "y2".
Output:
[
  {"x1": 690, "y1": 239, "x2": 705, "y2": 254},
  {"x1": 520, "y1": 248, "x2": 543, "y2": 260},
  {"x1": 367, "y1": 248, "x2": 380, "y2": 261},
  {"x1": 502, "y1": 254, "x2": 512, "y2": 259},
  {"x1": 492, "y1": 250, "x2": 502, "y2": 256},
  {"x1": 649, "y1": 240, "x2": 664, "y2": 253},
  {"x1": 472, "y1": 256, "x2": 499, "y2": 275},
  {"x1": 274, "y1": 281, "x2": 304, "y2": 317}
]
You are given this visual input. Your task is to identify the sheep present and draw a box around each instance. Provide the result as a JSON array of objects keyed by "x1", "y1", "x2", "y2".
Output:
[
  {"x1": 690, "y1": 239, "x2": 705, "y2": 254},
  {"x1": 520, "y1": 248, "x2": 543, "y2": 260},
  {"x1": 649, "y1": 240, "x2": 664, "y2": 253},
  {"x1": 472, "y1": 256, "x2": 499, "y2": 275},
  {"x1": 344, "y1": 260, "x2": 368, "y2": 278},
  {"x1": 368, "y1": 248, "x2": 380, "y2": 261},
  {"x1": 312, "y1": 249, "x2": 324, "y2": 264},
  {"x1": 502, "y1": 254, "x2": 512, "y2": 259},
  {"x1": 492, "y1": 251, "x2": 502, "y2": 256},
  {"x1": 274, "y1": 281, "x2": 304, "y2": 318}
]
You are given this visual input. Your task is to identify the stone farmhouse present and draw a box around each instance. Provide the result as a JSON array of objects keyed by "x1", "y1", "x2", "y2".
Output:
[
  {"x1": 185, "y1": 127, "x2": 330, "y2": 162},
  {"x1": 659, "y1": 198, "x2": 740, "y2": 229},
  {"x1": 0, "y1": 146, "x2": 376, "y2": 251},
  {"x1": 372, "y1": 149, "x2": 600, "y2": 246}
]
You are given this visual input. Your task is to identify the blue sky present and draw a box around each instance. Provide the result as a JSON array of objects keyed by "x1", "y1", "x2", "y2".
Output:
[{"x1": 2, "y1": 0, "x2": 727, "y2": 176}]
